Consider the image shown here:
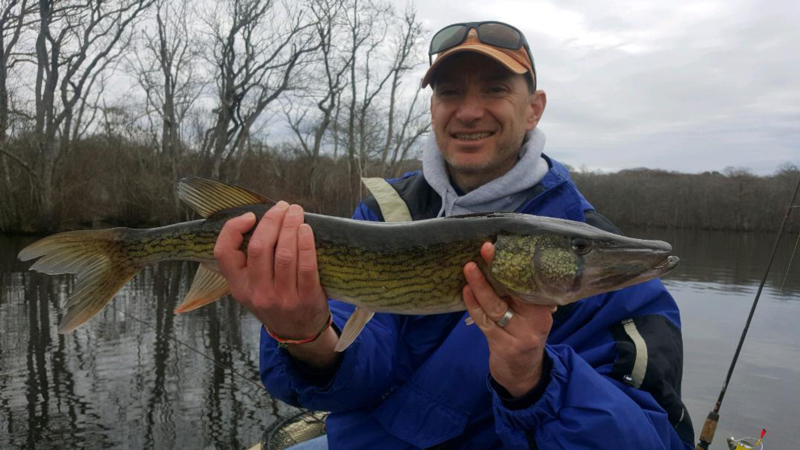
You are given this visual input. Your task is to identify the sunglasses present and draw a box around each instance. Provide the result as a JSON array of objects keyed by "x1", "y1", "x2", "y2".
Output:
[{"x1": 428, "y1": 21, "x2": 536, "y2": 90}]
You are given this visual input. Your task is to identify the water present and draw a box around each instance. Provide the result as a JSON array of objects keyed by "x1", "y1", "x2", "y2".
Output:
[
  {"x1": 629, "y1": 228, "x2": 800, "y2": 450},
  {"x1": 1, "y1": 229, "x2": 799, "y2": 449}
]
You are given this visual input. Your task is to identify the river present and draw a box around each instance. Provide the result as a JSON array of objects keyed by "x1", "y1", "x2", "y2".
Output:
[{"x1": 1, "y1": 228, "x2": 799, "y2": 449}]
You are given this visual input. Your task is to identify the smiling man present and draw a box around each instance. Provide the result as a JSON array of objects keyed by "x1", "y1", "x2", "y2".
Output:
[
  {"x1": 429, "y1": 56, "x2": 543, "y2": 193},
  {"x1": 215, "y1": 21, "x2": 694, "y2": 449}
]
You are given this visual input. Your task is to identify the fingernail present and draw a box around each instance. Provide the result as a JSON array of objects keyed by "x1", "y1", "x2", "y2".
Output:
[
  {"x1": 241, "y1": 212, "x2": 255, "y2": 220},
  {"x1": 299, "y1": 224, "x2": 311, "y2": 236},
  {"x1": 287, "y1": 204, "x2": 302, "y2": 216},
  {"x1": 275, "y1": 201, "x2": 289, "y2": 210}
]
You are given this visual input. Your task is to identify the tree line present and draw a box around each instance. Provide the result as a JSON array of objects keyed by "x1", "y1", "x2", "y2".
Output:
[
  {"x1": 571, "y1": 164, "x2": 800, "y2": 233},
  {"x1": 2, "y1": 131, "x2": 797, "y2": 234}
]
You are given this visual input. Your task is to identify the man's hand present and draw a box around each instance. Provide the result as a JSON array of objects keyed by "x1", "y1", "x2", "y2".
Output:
[
  {"x1": 463, "y1": 242, "x2": 555, "y2": 398},
  {"x1": 214, "y1": 202, "x2": 339, "y2": 368}
]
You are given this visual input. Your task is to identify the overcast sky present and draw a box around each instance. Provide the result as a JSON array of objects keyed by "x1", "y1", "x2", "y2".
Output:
[{"x1": 403, "y1": 0, "x2": 799, "y2": 174}]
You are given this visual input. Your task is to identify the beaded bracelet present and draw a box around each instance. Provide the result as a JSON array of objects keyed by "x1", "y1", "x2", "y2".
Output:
[{"x1": 264, "y1": 312, "x2": 333, "y2": 349}]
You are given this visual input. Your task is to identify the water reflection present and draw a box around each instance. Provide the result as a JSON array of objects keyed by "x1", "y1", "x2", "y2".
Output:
[
  {"x1": 628, "y1": 227, "x2": 800, "y2": 297},
  {"x1": 1, "y1": 236, "x2": 296, "y2": 449},
  {"x1": 2, "y1": 229, "x2": 799, "y2": 448}
]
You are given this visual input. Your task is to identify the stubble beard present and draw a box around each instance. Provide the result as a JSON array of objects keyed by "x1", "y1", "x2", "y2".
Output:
[{"x1": 438, "y1": 134, "x2": 522, "y2": 182}]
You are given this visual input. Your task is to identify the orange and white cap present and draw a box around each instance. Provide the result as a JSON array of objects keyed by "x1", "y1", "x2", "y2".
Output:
[{"x1": 421, "y1": 28, "x2": 535, "y2": 89}]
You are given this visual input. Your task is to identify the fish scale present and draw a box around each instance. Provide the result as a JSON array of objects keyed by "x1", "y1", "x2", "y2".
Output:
[{"x1": 316, "y1": 239, "x2": 482, "y2": 313}]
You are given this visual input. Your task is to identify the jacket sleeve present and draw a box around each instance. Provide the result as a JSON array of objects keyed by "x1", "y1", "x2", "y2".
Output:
[
  {"x1": 491, "y1": 281, "x2": 694, "y2": 450},
  {"x1": 258, "y1": 202, "x2": 402, "y2": 412}
]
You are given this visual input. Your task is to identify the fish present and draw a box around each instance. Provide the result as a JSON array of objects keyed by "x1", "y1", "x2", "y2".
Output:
[{"x1": 18, "y1": 177, "x2": 680, "y2": 351}]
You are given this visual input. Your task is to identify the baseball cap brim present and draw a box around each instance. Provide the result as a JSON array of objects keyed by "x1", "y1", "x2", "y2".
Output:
[{"x1": 421, "y1": 35, "x2": 531, "y2": 88}]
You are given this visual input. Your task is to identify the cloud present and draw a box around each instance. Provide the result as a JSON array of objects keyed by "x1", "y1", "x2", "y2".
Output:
[{"x1": 411, "y1": 0, "x2": 799, "y2": 174}]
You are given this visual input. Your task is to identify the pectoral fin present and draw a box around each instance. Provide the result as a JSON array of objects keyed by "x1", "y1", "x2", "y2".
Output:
[
  {"x1": 334, "y1": 307, "x2": 374, "y2": 352},
  {"x1": 174, "y1": 263, "x2": 230, "y2": 314}
]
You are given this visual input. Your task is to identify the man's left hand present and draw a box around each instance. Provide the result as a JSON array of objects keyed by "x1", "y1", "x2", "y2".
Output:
[{"x1": 463, "y1": 242, "x2": 556, "y2": 398}]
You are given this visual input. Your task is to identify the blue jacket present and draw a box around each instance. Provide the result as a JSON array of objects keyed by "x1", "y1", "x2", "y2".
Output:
[{"x1": 260, "y1": 156, "x2": 694, "y2": 449}]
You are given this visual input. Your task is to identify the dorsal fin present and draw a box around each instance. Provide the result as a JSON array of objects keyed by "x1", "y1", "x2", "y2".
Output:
[{"x1": 178, "y1": 177, "x2": 274, "y2": 218}]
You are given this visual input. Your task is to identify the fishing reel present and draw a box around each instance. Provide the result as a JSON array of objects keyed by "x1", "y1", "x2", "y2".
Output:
[{"x1": 726, "y1": 428, "x2": 766, "y2": 450}]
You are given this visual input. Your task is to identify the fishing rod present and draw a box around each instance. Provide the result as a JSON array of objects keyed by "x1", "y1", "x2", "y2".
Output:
[{"x1": 696, "y1": 171, "x2": 800, "y2": 450}]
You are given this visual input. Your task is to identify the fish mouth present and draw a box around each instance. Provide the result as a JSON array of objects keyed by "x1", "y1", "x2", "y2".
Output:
[
  {"x1": 633, "y1": 255, "x2": 680, "y2": 283},
  {"x1": 652, "y1": 255, "x2": 680, "y2": 273}
]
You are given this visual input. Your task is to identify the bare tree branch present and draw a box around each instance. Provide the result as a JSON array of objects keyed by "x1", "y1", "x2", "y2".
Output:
[{"x1": 202, "y1": 0, "x2": 321, "y2": 180}]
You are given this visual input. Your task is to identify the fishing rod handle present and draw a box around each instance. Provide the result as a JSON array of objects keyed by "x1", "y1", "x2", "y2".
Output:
[{"x1": 696, "y1": 411, "x2": 719, "y2": 450}]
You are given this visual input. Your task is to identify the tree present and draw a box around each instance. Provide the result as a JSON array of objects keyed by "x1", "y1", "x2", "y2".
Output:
[
  {"x1": 129, "y1": 0, "x2": 203, "y2": 159},
  {"x1": 0, "y1": 0, "x2": 31, "y2": 142},
  {"x1": 34, "y1": 0, "x2": 155, "y2": 223},
  {"x1": 126, "y1": 0, "x2": 204, "y2": 214},
  {"x1": 282, "y1": 0, "x2": 427, "y2": 203},
  {"x1": 201, "y1": 0, "x2": 320, "y2": 181},
  {"x1": 283, "y1": 0, "x2": 350, "y2": 164},
  {"x1": 376, "y1": 7, "x2": 427, "y2": 174},
  {"x1": 339, "y1": 0, "x2": 427, "y2": 202}
]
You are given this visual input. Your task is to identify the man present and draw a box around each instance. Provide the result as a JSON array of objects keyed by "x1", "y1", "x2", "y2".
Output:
[{"x1": 215, "y1": 21, "x2": 694, "y2": 449}]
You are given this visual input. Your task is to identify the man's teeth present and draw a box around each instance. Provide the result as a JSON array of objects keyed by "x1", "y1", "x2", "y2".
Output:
[{"x1": 454, "y1": 132, "x2": 492, "y2": 141}]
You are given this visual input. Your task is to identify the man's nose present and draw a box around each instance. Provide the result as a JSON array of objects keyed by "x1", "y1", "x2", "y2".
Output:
[{"x1": 454, "y1": 93, "x2": 484, "y2": 124}]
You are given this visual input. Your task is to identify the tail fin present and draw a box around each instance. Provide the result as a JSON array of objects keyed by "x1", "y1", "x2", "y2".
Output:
[{"x1": 18, "y1": 229, "x2": 141, "y2": 333}]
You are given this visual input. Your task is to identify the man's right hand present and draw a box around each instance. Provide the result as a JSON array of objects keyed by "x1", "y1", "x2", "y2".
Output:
[{"x1": 214, "y1": 201, "x2": 340, "y2": 368}]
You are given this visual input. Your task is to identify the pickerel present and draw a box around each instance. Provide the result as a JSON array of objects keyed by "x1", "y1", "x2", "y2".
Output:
[{"x1": 19, "y1": 177, "x2": 679, "y2": 351}]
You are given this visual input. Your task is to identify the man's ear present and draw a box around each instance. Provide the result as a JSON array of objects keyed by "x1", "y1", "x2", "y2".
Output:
[{"x1": 526, "y1": 90, "x2": 547, "y2": 130}]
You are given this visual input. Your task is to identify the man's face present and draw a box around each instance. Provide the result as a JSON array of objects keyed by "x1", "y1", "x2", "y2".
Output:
[{"x1": 430, "y1": 53, "x2": 545, "y2": 179}]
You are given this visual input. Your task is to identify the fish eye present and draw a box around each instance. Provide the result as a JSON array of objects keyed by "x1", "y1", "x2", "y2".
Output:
[{"x1": 571, "y1": 238, "x2": 592, "y2": 255}]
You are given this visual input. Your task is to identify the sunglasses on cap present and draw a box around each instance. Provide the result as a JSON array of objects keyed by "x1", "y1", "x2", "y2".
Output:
[{"x1": 428, "y1": 21, "x2": 536, "y2": 90}]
